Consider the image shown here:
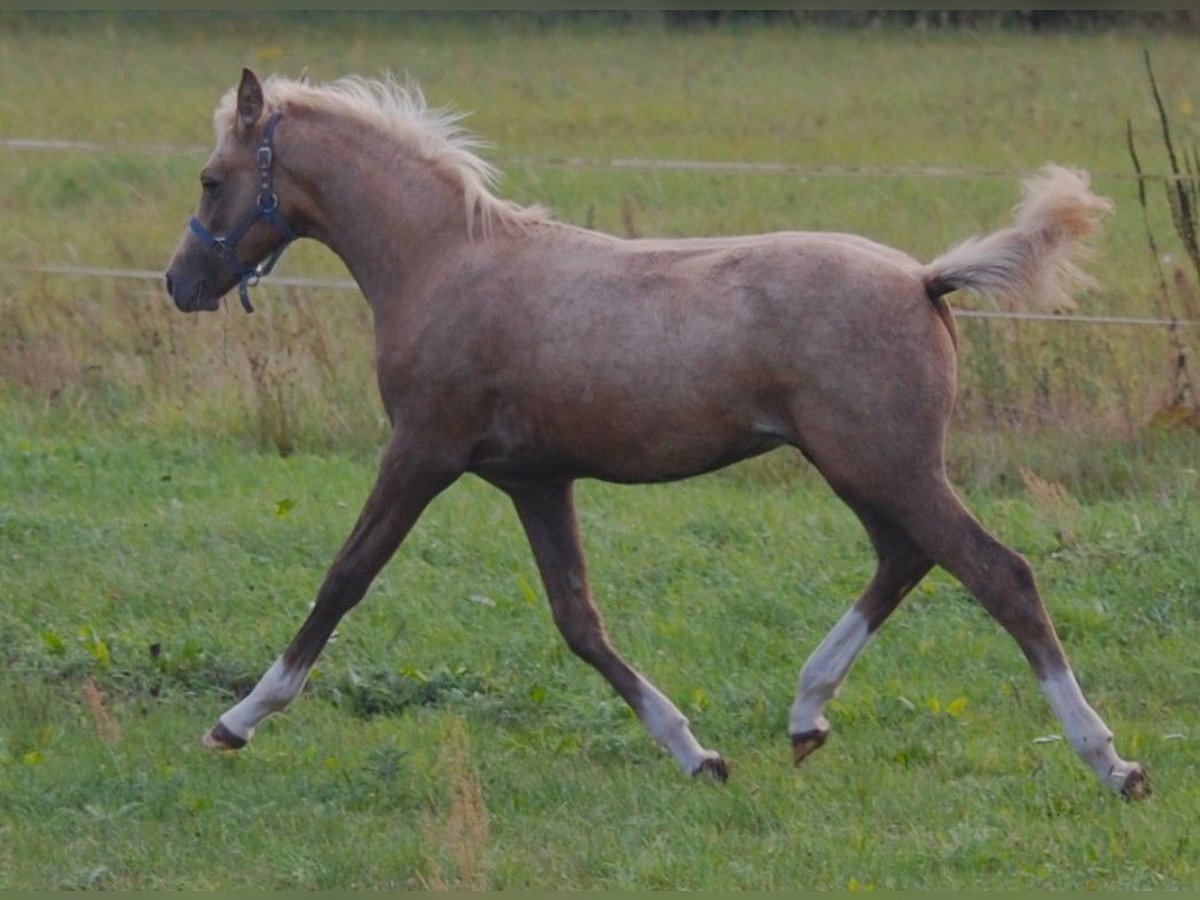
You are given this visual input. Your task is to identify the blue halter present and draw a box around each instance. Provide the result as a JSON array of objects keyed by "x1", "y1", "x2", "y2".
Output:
[{"x1": 188, "y1": 112, "x2": 296, "y2": 313}]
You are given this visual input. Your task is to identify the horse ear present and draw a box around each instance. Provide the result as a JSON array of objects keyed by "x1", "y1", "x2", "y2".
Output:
[{"x1": 236, "y1": 68, "x2": 265, "y2": 134}]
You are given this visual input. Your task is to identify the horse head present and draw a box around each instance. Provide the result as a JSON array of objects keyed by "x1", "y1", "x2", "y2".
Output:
[{"x1": 165, "y1": 68, "x2": 298, "y2": 313}]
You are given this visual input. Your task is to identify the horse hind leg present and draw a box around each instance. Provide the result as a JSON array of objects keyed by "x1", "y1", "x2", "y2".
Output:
[
  {"x1": 507, "y1": 480, "x2": 727, "y2": 780},
  {"x1": 895, "y1": 479, "x2": 1148, "y2": 799},
  {"x1": 790, "y1": 513, "x2": 933, "y2": 765}
]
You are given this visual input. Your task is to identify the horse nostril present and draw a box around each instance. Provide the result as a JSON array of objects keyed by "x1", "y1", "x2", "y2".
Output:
[{"x1": 164, "y1": 272, "x2": 174, "y2": 296}]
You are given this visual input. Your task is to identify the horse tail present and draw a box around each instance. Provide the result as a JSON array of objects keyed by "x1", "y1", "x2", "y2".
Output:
[{"x1": 921, "y1": 164, "x2": 1112, "y2": 313}]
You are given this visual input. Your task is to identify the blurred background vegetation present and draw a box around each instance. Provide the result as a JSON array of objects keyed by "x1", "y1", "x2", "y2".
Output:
[{"x1": 0, "y1": 11, "x2": 1196, "y2": 494}]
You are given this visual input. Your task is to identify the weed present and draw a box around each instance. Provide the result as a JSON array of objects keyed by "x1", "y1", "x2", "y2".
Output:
[
  {"x1": 319, "y1": 666, "x2": 488, "y2": 719},
  {"x1": 1126, "y1": 50, "x2": 1200, "y2": 427}
]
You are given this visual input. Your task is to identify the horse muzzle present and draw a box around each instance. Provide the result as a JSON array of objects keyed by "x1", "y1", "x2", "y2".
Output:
[{"x1": 164, "y1": 268, "x2": 222, "y2": 313}]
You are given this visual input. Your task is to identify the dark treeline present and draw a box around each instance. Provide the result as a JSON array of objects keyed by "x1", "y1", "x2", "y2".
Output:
[
  {"x1": 7, "y1": 11, "x2": 1200, "y2": 33},
  {"x1": 657, "y1": 10, "x2": 1200, "y2": 31},
  {"x1": 417, "y1": 10, "x2": 1200, "y2": 32}
]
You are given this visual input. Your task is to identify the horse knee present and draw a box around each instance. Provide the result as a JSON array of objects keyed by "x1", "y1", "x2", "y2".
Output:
[
  {"x1": 557, "y1": 616, "x2": 611, "y2": 665},
  {"x1": 316, "y1": 565, "x2": 371, "y2": 612},
  {"x1": 979, "y1": 547, "x2": 1042, "y2": 620}
]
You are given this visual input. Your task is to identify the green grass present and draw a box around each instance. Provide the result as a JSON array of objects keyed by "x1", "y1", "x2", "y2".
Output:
[
  {"x1": 0, "y1": 406, "x2": 1197, "y2": 889},
  {"x1": 1, "y1": 12, "x2": 1199, "y2": 889}
]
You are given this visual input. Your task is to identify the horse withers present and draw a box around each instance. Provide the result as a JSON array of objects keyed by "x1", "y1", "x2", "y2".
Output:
[{"x1": 165, "y1": 69, "x2": 1147, "y2": 799}]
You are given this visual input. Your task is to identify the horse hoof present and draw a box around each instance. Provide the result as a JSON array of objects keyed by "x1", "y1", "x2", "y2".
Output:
[
  {"x1": 691, "y1": 756, "x2": 729, "y2": 782},
  {"x1": 202, "y1": 720, "x2": 248, "y2": 751},
  {"x1": 1121, "y1": 765, "x2": 1150, "y2": 801},
  {"x1": 790, "y1": 728, "x2": 828, "y2": 766}
]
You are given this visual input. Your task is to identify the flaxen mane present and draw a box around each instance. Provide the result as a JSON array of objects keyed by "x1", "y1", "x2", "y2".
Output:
[{"x1": 214, "y1": 74, "x2": 545, "y2": 236}]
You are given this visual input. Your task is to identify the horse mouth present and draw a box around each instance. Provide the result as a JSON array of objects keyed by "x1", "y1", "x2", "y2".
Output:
[
  {"x1": 165, "y1": 273, "x2": 222, "y2": 313},
  {"x1": 179, "y1": 294, "x2": 222, "y2": 313}
]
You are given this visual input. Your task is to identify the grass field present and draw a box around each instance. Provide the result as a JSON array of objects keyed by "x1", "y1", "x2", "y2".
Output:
[
  {"x1": 2, "y1": 412, "x2": 1197, "y2": 889},
  {"x1": 1, "y1": 12, "x2": 1198, "y2": 890},
  {"x1": 2, "y1": 12, "x2": 1199, "y2": 473}
]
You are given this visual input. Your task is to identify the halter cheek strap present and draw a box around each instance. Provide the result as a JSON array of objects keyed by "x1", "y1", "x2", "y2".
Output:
[{"x1": 188, "y1": 111, "x2": 297, "y2": 313}]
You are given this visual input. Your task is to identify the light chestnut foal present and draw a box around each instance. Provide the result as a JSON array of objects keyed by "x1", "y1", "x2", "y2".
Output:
[{"x1": 165, "y1": 69, "x2": 1147, "y2": 799}]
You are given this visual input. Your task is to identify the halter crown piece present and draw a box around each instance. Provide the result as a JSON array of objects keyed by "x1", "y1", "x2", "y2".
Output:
[{"x1": 188, "y1": 111, "x2": 297, "y2": 312}]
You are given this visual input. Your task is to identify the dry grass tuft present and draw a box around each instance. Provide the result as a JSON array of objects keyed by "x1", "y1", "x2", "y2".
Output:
[
  {"x1": 421, "y1": 717, "x2": 490, "y2": 890},
  {"x1": 82, "y1": 677, "x2": 121, "y2": 746},
  {"x1": 1020, "y1": 467, "x2": 1080, "y2": 544}
]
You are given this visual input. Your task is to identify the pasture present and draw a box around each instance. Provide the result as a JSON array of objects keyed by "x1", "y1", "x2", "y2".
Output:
[{"x1": 1, "y1": 12, "x2": 1198, "y2": 889}]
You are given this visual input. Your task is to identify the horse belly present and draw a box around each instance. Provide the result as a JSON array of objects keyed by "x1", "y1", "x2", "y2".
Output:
[{"x1": 469, "y1": 397, "x2": 789, "y2": 485}]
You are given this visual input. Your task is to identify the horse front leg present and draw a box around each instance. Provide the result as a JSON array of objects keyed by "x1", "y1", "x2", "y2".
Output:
[
  {"x1": 507, "y1": 480, "x2": 727, "y2": 780},
  {"x1": 203, "y1": 439, "x2": 459, "y2": 750}
]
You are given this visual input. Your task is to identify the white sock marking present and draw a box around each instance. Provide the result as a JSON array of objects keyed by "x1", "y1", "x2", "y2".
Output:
[
  {"x1": 790, "y1": 609, "x2": 871, "y2": 737},
  {"x1": 1039, "y1": 667, "x2": 1139, "y2": 793},
  {"x1": 636, "y1": 676, "x2": 721, "y2": 774},
  {"x1": 218, "y1": 656, "x2": 310, "y2": 742}
]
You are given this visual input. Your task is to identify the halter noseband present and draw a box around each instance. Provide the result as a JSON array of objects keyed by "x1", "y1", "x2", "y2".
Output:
[{"x1": 188, "y1": 111, "x2": 296, "y2": 313}]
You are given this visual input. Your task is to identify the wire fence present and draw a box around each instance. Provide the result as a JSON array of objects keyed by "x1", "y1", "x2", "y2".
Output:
[
  {"x1": 7, "y1": 135, "x2": 1200, "y2": 184},
  {"x1": 4, "y1": 135, "x2": 1200, "y2": 328},
  {"x1": 4, "y1": 262, "x2": 1197, "y2": 329}
]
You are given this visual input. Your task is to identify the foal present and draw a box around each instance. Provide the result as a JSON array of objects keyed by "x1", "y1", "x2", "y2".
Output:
[{"x1": 165, "y1": 69, "x2": 1147, "y2": 799}]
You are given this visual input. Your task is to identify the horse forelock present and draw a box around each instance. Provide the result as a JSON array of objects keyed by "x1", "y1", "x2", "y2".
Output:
[{"x1": 213, "y1": 74, "x2": 545, "y2": 236}]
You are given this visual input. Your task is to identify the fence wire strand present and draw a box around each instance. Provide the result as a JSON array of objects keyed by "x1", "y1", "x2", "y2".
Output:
[
  {"x1": 5, "y1": 135, "x2": 1200, "y2": 184},
  {"x1": 4, "y1": 262, "x2": 1197, "y2": 328},
  {"x1": 4, "y1": 134, "x2": 1199, "y2": 328}
]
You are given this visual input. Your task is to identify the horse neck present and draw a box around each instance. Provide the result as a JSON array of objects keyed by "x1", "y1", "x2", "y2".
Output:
[{"x1": 284, "y1": 112, "x2": 474, "y2": 308}]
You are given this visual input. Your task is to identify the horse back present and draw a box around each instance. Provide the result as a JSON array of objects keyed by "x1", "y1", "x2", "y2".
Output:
[{"x1": 378, "y1": 226, "x2": 955, "y2": 484}]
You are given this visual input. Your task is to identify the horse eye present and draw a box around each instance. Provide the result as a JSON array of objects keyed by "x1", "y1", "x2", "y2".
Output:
[{"x1": 200, "y1": 176, "x2": 221, "y2": 194}]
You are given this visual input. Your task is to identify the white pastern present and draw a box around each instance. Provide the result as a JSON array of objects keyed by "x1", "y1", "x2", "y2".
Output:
[
  {"x1": 789, "y1": 609, "x2": 871, "y2": 737},
  {"x1": 636, "y1": 676, "x2": 721, "y2": 774},
  {"x1": 218, "y1": 656, "x2": 310, "y2": 742},
  {"x1": 1039, "y1": 668, "x2": 1139, "y2": 793}
]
